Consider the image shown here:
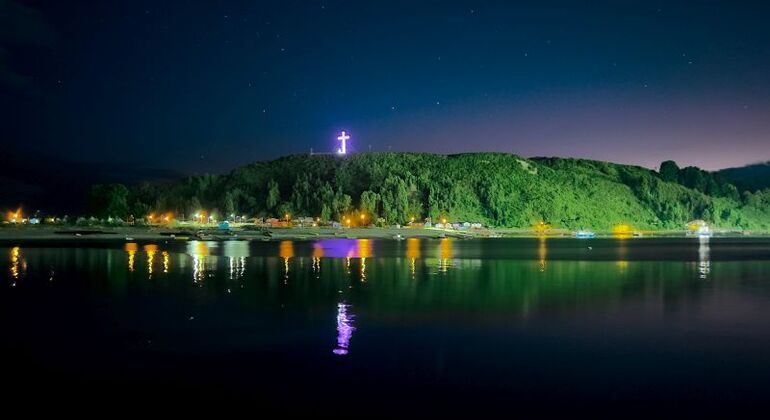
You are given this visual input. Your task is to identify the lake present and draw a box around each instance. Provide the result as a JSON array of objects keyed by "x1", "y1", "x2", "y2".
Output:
[{"x1": 2, "y1": 237, "x2": 770, "y2": 414}]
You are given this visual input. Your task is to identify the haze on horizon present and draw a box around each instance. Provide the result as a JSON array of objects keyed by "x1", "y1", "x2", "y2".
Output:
[{"x1": 2, "y1": 0, "x2": 770, "y2": 174}]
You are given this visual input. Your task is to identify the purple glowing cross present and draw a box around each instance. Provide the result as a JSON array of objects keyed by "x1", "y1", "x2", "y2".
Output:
[{"x1": 337, "y1": 131, "x2": 349, "y2": 155}]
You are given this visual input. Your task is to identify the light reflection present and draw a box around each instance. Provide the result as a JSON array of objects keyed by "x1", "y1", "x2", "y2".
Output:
[
  {"x1": 10, "y1": 246, "x2": 23, "y2": 280},
  {"x1": 187, "y1": 241, "x2": 210, "y2": 283},
  {"x1": 162, "y1": 251, "x2": 170, "y2": 273},
  {"x1": 698, "y1": 236, "x2": 711, "y2": 279},
  {"x1": 144, "y1": 244, "x2": 158, "y2": 277},
  {"x1": 224, "y1": 241, "x2": 249, "y2": 280},
  {"x1": 537, "y1": 236, "x2": 547, "y2": 273},
  {"x1": 279, "y1": 240, "x2": 294, "y2": 282},
  {"x1": 439, "y1": 238, "x2": 453, "y2": 273},
  {"x1": 312, "y1": 243, "x2": 324, "y2": 275},
  {"x1": 332, "y1": 303, "x2": 356, "y2": 356},
  {"x1": 358, "y1": 239, "x2": 371, "y2": 281},
  {"x1": 617, "y1": 238, "x2": 628, "y2": 272},
  {"x1": 407, "y1": 238, "x2": 420, "y2": 278},
  {"x1": 125, "y1": 242, "x2": 138, "y2": 272}
]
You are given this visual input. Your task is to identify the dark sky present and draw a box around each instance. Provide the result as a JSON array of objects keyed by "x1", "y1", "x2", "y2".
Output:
[{"x1": 2, "y1": 0, "x2": 770, "y2": 173}]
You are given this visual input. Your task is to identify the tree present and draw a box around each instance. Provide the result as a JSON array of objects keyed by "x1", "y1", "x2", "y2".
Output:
[
  {"x1": 277, "y1": 202, "x2": 293, "y2": 220},
  {"x1": 266, "y1": 179, "x2": 280, "y2": 211},
  {"x1": 331, "y1": 188, "x2": 352, "y2": 220},
  {"x1": 132, "y1": 200, "x2": 150, "y2": 219},
  {"x1": 380, "y1": 175, "x2": 409, "y2": 223},
  {"x1": 291, "y1": 174, "x2": 312, "y2": 215},
  {"x1": 359, "y1": 190, "x2": 380, "y2": 216},
  {"x1": 189, "y1": 196, "x2": 202, "y2": 217},
  {"x1": 88, "y1": 184, "x2": 130, "y2": 219},
  {"x1": 659, "y1": 160, "x2": 680, "y2": 182},
  {"x1": 221, "y1": 191, "x2": 236, "y2": 218},
  {"x1": 320, "y1": 204, "x2": 331, "y2": 221}
]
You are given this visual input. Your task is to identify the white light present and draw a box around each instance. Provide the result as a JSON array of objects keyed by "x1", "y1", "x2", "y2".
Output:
[{"x1": 337, "y1": 130, "x2": 350, "y2": 155}]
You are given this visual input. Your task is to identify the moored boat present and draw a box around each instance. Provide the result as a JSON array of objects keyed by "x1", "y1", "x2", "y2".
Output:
[{"x1": 574, "y1": 230, "x2": 596, "y2": 239}]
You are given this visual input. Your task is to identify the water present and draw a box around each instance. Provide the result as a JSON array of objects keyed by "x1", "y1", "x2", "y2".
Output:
[{"x1": 2, "y1": 237, "x2": 770, "y2": 414}]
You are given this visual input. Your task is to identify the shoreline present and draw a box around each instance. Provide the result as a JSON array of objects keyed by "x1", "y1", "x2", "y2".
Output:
[{"x1": 0, "y1": 225, "x2": 767, "y2": 244}]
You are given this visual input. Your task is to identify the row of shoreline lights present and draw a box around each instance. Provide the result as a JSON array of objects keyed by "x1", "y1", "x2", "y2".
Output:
[
  {"x1": 146, "y1": 210, "x2": 448, "y2": 225},
  {"x1": 147, "y1": 213, "x2": 173, "y2": 223}
]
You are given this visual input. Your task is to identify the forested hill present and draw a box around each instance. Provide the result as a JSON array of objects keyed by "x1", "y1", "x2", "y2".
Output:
[
  {"x1": 717, "y1": 162, "x2": 770, "y2": 193},
  {"x1": 100, "y1": 153, "x2": 770, "y2": 230}
]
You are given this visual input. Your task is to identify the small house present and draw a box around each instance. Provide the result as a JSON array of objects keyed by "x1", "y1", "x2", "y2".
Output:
[{"x1": 265, "y1": 218, "x2": 282, "y2": 227}]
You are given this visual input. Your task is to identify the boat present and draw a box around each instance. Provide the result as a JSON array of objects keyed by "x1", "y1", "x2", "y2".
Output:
[
  {"x1": 687, "y1": 226, "x2": 713, "y2": 238},
  {"x1": 195, "y1": 230, "x2": 214, "y2": 240},
  {"x1": 574, "y1": 230, "x2": 595, "y2": 239}
]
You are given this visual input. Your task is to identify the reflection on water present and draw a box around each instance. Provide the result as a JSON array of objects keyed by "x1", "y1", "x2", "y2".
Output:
[
  {"x1": 407, "y1": 238, "x2": 420, "y2": 278},
  {"x1": 359, "y1": 239, "x2": 371, "y2": 281},
  {"x1": 439, "y1": 238, "x2": 453, "y2": 273},
  {"x1": 699, "y1": 236, "x2": 711, "y2": 279},
  {"x1": 4, "y1": 238, "x2": 770, "y2": 409},
  {"x1": 187, "y1": 241, "x2": 212, "y2": 283},
  {"x1": 125, "y1": 243, "x2": 137, "y2": 272},
  {"x1": 224, "y1": 241, "x2": 249, "y2": 280},
  {"x1": 333, "y1": 303, "x2": 356, "y2": 356},
  {"x1": 162, "y1": 251, "x2": 170, "y2": 273},
  {"x1": 7, "y1": 238, "x2": 768, "y2": 323},
  {"x1": 143, "y1": 244, "x2": 157, "y2": 277},
  {"x1": 617, "y1": 238, "x2": 629, "y2": 272},
  {"x1": 538, "y1": 236, "x2": 547, "y2": 272},
  {"x1": 280, "y1": 240, "x2": 294, "y2": 282},
  {"x1": 312, "y1": 243, "x2": 323, "y2": 275},
  {"x1": 9, "y1": 246, "x2": 25, "y2": 284}
]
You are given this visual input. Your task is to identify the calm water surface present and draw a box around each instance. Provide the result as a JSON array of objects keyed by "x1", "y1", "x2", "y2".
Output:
[{"x1": 2, "y1": 237, "x2": 770, "y2": 414}]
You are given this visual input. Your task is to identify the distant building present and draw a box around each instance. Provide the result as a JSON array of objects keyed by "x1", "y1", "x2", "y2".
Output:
[
  {"x1": 687, "y1": 220, "x2": 712, "y2": 237},
  {"x1": 297, "y1": 216, "x2": 315, "y2": 226}
]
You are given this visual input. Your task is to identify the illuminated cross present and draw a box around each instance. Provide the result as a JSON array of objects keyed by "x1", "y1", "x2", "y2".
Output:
[{"x1": 337, "y1": 130, "x2": 350, "y2": 155}]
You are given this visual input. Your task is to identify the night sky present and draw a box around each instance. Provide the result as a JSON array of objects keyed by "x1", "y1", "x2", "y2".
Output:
[{"x1": 3, "y1": 0, "x2": 770, "y2": 173}]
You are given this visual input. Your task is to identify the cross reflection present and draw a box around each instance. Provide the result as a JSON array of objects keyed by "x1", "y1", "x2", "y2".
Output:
[{"x1": 333, "y1": 302, "x2": 356, "y2": 355}]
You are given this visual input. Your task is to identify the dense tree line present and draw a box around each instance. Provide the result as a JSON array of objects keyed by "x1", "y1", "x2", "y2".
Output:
[
  {"x1": 659, "y1": 160, "x2": 740, "y2": 200},
  {"x1": 87, "y1": 153, "x2": 770, "y2": 230}
]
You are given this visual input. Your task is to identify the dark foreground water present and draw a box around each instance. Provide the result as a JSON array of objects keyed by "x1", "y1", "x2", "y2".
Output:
[{"x1": 2, "y1": 237, "x2": 770, "y2": 414}]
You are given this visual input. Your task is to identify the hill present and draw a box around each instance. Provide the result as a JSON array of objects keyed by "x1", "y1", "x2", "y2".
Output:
[
  {"x1": 104, "y1": 153, "x2": 770, "y2": 231},
  {"x1": 0, "y1": 147, "x2": 182, "y2": 214},
  {"x1": 717, "y1": 162, "x2": 770, "y2": 193}
]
